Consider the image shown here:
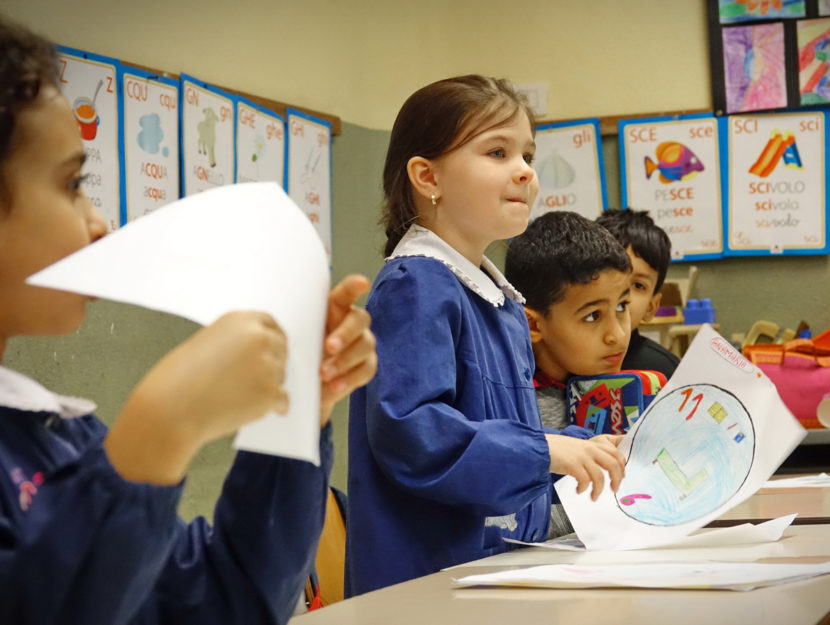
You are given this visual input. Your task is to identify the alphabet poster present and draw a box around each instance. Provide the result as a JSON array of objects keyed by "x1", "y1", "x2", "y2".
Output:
[
  {"x1": 236, "y1": 97, "x2": 285, "y2": 187},
  {"x1": 56, "y1": 46, "x2": 121, "y2": 231},
  {"x1": 620, "y1": 114, "x2": 724, "y2": 261},
  {"x1": 556, "y1": 325, "x2": 806, "y2": 551},
  {"x1": 286, "y1": 108, "x2": 332, "y2": 261},
  {"x1": 119, "y1": 67, "x2": 179, "y2": 222},
  {"x1": 180, "y1": 74, "x2": 236, "y2": 196},
  {"x1": 724, "y1": 110, "x2": 829, "y2": 255},
  {"x1": 530, "y1": 119, "x2": 607, "y2": 221}
]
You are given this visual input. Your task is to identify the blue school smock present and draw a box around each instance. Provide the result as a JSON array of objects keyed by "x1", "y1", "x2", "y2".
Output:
[
  {"x1": 345, "y1": 226, "x2": 590, "y2": 597},
  {"x1": 0, "y1": 366, "x2": 332, "y2": 625}
]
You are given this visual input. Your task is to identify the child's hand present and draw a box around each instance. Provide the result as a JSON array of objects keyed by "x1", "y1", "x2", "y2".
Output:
[
  {"x1": 106, "y1": 311, "x2": 289, "y2": 484},
  {"x1": 319, "y1": 275, "x2": 377, "y2": 426},
  {"x1": 545, "y1": 434, "x2": 627, "y2": 501}
]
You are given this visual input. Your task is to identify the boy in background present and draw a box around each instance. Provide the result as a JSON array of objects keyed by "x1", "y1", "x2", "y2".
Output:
[
  {"x1": 505, "y1": 211, "x2": 632, "y2": 536},
  {"x1": 505, "y1": 211, "x2": 632, "y2": 432},
  {"x1": 596, "y1": 208, "x2": 679, "y2": 379}
]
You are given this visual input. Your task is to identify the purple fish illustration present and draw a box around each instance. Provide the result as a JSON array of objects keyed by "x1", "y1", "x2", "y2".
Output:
[{"x1": 644, "y1": 141, "x2": 704, "y2": 184}]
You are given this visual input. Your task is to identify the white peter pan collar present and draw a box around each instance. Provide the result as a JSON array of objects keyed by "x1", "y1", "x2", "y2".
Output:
[
  {"x1": 0, "y1": 366, "x2": 97, "y2": 418},
  {"x1": 387, "y1": 225, "x2": 525, "y2": 307}
]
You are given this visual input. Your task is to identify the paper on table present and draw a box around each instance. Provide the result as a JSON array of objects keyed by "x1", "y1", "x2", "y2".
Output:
[
  {"x1": 763, "y1": 473, "x2": 830, "y2": 488},
  {"x1": 505, "y1": 514, "x2": 796, "y2": 551},
  {"x1": 27, "y1": 182, "x2": 330, "y2": 464},
  {"x1": 555, "y1": 325, "x2": 806, "y2": 550},
  {"x1": 453, "y1": 560, "x2": 830, "y2": 591}
]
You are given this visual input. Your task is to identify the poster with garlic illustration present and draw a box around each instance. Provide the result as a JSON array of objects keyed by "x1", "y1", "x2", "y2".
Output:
[{"x1": 531, "y1": 119, "x2": 607, "y2": 221}]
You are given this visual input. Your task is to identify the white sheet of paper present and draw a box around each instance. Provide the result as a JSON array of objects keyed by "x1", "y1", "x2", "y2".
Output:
[
  {"x1": 555, "y1": 325, "x2": 806, "y2": 550},
  {"x1": 454, "y1": 560, "x2": 830, "y2": 591},
  {"x1": 505, "y1": 514, "x2": 796, "y2": 551},
  {"x1": 763, "y1": 473, "x2": 830, "y2": 488},
  {"x1": 27, "y1": 182, "x2": 329, "y2": 464}
]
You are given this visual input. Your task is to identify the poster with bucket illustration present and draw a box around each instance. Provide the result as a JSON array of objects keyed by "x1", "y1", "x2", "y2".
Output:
[
  {"x1": 56, "y1": 46, "x2": 121, "y2": 231},
  {"x1": 724, "y1": 110, "x2": 829, "y2": 256},
  {"x1": 119, "y1": 66, "x2": 180, "y2": 223},
  {"x1": 235, "y1": 97, "x2": 285, "y2": 188},
  {"x1": 286, "y1": 108, "x2": 332, "y2": 262},
  {"x1": 530, "y1": 119, "x2": 607, "y2": 221},
  {"x1": 620, "y1": 114, "x2": 724, "y2": 261},
  {"x1": 180, "y1": 73, "x2": 236, "y2": 197}
]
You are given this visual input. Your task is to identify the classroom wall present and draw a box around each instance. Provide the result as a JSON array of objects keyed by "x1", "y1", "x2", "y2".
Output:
[{"x1": 3, "y1": 1, "x2": 829, "y2": 519}]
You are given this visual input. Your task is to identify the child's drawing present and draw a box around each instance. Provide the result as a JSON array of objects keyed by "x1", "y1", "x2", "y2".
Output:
[
  {"x1": 197, "y1": 107, "x2": 219, "y2": 167},
  {"x1": 719, "y1": 0, "x2": 805, "y2": 23},
  {"x1": 797, "y1": 18, "x2": 830, "y2": 105},
  {"x1": 723, "y1": 23, "x2": 787, "y2": 113},
  {"x1": 617, "y1": 384, "x2": 755, "y2": 526}
]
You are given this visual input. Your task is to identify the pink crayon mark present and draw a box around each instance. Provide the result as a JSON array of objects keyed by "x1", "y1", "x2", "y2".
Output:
[{"x1": 620, "y1": 493, "x2": 652, "y2": 506}]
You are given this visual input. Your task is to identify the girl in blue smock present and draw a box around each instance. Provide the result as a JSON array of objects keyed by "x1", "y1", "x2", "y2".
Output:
[
  {"x1": 346, "y1": 75, "x2": 626, "y2": 596},
  {"x1": 0, "y1": 17, "x2": 376, "y2": 624}
]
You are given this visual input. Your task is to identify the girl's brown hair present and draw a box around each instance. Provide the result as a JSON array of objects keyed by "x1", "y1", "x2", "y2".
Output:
[
  {"x1": 0, "y1": 17, "x2": 59, "y2": 203},
  {"x1": 381, "y1": 75, "x2": 535, "y2": 256}
]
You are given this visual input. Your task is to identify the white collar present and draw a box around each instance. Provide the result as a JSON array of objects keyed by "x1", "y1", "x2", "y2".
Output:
[
  {"x1": 0, "y1": 366, "x2": 97, "y2": 418},
  {"x1": 387, "y1": 225, "x2": 525, "y2": 307}
]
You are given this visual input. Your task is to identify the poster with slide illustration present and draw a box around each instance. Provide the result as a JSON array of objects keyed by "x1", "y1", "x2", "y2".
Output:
[
  {"x1": 724, "y1": 110, "x2": 829, "y2": 255},
  {"x1": 556, "y1": 325, "x2": 805, "y2": 551}
]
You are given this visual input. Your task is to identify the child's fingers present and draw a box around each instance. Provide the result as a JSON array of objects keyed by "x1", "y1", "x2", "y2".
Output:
[
  {"x1": 325, "y1": 275, "x2": 370, "y2": 345},
  {"x1": 324, "y1": 306, "x2": 372, "y2": 360},
  {"x1": 321, "y1": 325, "x2": 375, "y2": 382},
  {"x1": 584, "y1": 463, "x2": 605, "y2": 501},
  {"x1": 323, "y1": 356, "x2": 377, "y2": 400}
]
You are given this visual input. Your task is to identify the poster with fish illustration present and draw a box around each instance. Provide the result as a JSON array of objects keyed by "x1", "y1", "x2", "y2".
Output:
[
  {"x1": 619, "y1": 114, "x2": 724, "y2": 261},
  {"x1": 286, "y1": 108, "x2": 332, "y2": 262},
  {"x1": 180, "y1": 74, "x2": 236, "y2": 197},
  {"x1": 724, "y1": 110, "x2": 829, "y2": 255},
  {"x1": 119, "y1": 67, "x2": 179, "y2": 223},
  {"x1": 530, "y1": 119, "x2": 607, "y2": 221},
  {"x1": 56, "y1": 46, "x2": 121, "y2": 231},
  {"x1": 235, "y1": 97, "x2": 285, "y2": 188}
]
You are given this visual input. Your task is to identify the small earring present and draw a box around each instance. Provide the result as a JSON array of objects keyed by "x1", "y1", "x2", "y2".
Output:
[{"x1": 431, "y1": 194, "x2": 438, "y2": 207}]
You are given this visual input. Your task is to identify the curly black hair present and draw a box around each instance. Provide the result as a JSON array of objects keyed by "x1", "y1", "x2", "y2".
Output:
[
  {"x1": 505, "y1": 211, "x2": 631, "y2": 314},
  {"x1": 0, "y1": 16, "x2": 59, "y2": 199}
]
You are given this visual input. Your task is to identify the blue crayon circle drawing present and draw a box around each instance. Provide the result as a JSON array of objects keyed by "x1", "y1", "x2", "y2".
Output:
[{"x1": 617, "y1": 384, "x2": 754, "y2": 526}]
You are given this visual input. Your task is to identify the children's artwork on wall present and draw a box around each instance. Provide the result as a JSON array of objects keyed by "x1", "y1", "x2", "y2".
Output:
[
  {"x1": 724, "y1": 110, "x2": 829, "y2": 255},
  {"x1": 286, "y1": 108, "x2": 332, "y2": 261},
  {"x1": 619, "y1": 114, "x2": 724, "y2": 261},
  {"x1": 119, "y1": 67, "x2": 180, "y2": 223},
  {"x1": 27, "y1": 183, "x2": 330, "y2": 466},
  {"x1": 530, "y1": 119, "x2": 607, "y2": 221},
  {"x1": 180, "y1": 73, "x2": 236, "y2": 196},
  {"x1": 724, "y1": 23, "x2": 788, "y2": 113},
  {"x1": 797, "y1": 18, "x2": 830, "y2": 104},
  {"x1": 708, "y1": 0, "x2": 830, "y2": 113},
  {"x1": 56, "y1": 46, "x2": 121, "y2": 231},
  {"x1": 718, "y1": 0, "x2": 806, "y2": 23},
  {"x1": 555, "y1": 325, "x2": 806, "y2": 551},
  {"x1": 236, "y1": 98, "x2": 285, "y2": 187}
]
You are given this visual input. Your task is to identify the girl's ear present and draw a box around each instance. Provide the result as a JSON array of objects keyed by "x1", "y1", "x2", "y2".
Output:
[{"x1": 407, "y1": 156, "x2": 439, "y2": 203}]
